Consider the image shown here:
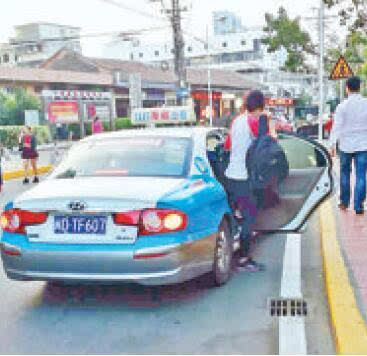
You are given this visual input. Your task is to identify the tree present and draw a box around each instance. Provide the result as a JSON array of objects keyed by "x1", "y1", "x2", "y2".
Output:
[
  {"x1": 0, "y1": 88, "x2": 41, "y2": 125},
  {"x1": 262, "y1": 7, "x2": 315, "y2": 72},
  {"x1": 324, "y1": 0, "x2": 367, "y2": 32}
]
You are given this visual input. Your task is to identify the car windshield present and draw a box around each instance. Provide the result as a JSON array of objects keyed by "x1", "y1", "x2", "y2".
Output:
[{"x1": 50, "y1": 137, "x2": 192, "y2": 178}]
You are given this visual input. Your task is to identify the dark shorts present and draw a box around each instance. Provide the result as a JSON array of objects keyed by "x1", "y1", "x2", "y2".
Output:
[{"x1": 22, "y1": 148, "x2": 38, "y2": 160}]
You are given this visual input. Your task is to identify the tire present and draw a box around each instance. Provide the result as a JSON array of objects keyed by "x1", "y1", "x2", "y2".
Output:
[{"x1": 212, "y1": 218, "x2": 233, "y2": 286}]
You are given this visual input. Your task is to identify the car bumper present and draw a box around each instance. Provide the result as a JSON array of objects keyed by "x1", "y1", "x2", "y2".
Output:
[{"x1": 1, "y1": 234, "x2": 216, "y2": 286}]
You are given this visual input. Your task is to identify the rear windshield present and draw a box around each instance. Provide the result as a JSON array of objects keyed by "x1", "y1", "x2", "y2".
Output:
[{"x1": 50, "y1": 137, "x2": 192, "y2": 178}]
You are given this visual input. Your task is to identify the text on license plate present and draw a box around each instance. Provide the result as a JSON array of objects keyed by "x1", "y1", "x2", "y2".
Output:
[{"x1": 54, "y1": 216, "x2": 107, "y2": 235}]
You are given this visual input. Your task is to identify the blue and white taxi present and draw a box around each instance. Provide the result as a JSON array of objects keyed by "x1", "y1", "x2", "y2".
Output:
[{"x1": 0, "y1": 127, "x2": 332, "y2": 286}]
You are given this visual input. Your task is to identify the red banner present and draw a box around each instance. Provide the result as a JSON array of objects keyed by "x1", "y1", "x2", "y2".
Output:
[
  {"x1": 266, "y1": 98, "x2": 294, "y2": 107},
  {"x1": 192, "y1": 91, "x2": 222, "y2": 101},
  {"x1": 48, "y1": 101, "x2": 79, "y2": 123}
]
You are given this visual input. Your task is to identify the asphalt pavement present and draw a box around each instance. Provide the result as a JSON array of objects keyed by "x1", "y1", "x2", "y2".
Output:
[{"x1": 0, "y1": 178, "x2": 334, "y2": 354}]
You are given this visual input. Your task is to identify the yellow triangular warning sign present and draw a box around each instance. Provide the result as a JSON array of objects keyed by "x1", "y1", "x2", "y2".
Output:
[{"x1": 329, "y1": 55, "x2": 354, "y2": 80}]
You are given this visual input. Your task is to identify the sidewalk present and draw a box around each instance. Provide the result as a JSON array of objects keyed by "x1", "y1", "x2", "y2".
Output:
[
  {"x1": 320, "y1": 156, "x2": 367, "y2": 353},
  {"x1": 332, "y1": 158, "x2": 367, "y2": 316},
  {"x1": 1, "y1": 143, "x2": 71, "y2": 179}
]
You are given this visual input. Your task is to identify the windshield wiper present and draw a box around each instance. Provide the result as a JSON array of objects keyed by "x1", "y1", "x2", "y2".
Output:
[{"x1": 56, "y1": 169, "x2": 77, "y2": 179}]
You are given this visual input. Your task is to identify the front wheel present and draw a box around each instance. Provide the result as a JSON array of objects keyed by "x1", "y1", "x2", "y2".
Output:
[{"x1": 212, "y1": 218, "x2": 233, "y2": 286}]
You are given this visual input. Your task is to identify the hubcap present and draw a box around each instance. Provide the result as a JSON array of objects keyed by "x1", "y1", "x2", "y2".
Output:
[{"x1": 217, "y1": 230, "x2": 229, "y2": 273}]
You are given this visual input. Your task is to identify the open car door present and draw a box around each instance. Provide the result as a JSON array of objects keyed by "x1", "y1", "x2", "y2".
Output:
[{"x1": 253, "y1": 132, "x2": 333, "y2": 232}]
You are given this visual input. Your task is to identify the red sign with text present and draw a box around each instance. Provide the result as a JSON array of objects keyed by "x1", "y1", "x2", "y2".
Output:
[{"x1": 266, "y1": 98, "x2": 294, "y2": 107}]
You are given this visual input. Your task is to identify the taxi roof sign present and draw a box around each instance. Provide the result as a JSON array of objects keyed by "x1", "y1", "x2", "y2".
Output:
[{"x1": 329, "y1": 55, "x2": 354, "y2": 80}]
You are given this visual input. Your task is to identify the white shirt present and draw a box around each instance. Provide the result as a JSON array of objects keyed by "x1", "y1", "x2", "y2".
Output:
[
  {"x1": 329, "y1": 93, "x2": 367, "y2": 153},
  {"x1": 225, "y1": 114, "x2": 253, "y2": 180}
]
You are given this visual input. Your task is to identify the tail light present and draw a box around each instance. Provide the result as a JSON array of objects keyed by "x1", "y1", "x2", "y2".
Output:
[
  {"x1": 113, "y1": 209, "x2": 187, "y2": 236},
  {"x1": 0, "y1": 209, "x2": 48, "y2": 234}
]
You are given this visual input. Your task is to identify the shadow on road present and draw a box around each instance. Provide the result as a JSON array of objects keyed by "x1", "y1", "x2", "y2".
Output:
[
  {"x1": 38, "y1": 233, "x2": 273, "y2": 309},
  {"x1": 41, "y1": 273, "x2": 216, "y2": 308}
]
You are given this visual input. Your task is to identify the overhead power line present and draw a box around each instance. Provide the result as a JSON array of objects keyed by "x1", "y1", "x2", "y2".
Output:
[
  {"x1": 5, "y1": 25, "x2": 170, "y2": 48},
  {"x1": 97, "y1": 0, "x2": 167, "y2": 22}
]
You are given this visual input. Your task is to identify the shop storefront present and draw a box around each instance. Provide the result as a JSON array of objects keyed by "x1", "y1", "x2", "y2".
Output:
[
  {"x1": 143, "y1": 88, "x2": 166, "y2": 108},
  {"x1": 265, "y1": 97, "x2": 294, "y2": 118},
  {"x1": 42, "y1": 89, "x2": 113, "y2": 137},
  {"x1": 192, "y1": 91, "x2": 222, "y2": 121},
  {"x1": 114, "y1": 88, "x2": 129, "y2": 118},
  {"x1": 222, "y1": 93, "x2": 237, "y2": 115}
]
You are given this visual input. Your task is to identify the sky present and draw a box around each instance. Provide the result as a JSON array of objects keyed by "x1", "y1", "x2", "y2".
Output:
[{"x1": 0, "y1": 0, "x2": 342, "y2": 57}]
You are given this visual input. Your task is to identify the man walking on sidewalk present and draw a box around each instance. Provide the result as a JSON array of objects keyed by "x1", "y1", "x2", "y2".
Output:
[{"x1": 330, "y1": 76, "x2": 367, "y2": 215}]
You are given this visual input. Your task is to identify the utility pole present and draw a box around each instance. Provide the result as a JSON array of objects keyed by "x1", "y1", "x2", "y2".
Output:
[
  {"x1": 206, "y1": 25, "x2": 213, "y2": 127},
  {"x1": 161, "y1": 0, "x2": 187, "y2": 105},
  {"x1": 318, "y1": 0, "x2": 325, "y2": 141}
]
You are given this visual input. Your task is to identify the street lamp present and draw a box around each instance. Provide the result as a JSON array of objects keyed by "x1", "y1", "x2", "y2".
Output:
[{"x1": 206, "y1": 25, "x2": 213, "y2": 127}]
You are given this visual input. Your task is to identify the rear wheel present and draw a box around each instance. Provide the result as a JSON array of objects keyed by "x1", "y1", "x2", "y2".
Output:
[{"x1": 212, "y1": 218, "x2": 233, "y2": 286}]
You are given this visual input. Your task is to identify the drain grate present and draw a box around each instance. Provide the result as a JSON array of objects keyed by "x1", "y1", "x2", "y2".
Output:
[{"x1": 269, "y1": 298, "x2": 308, "y2": 317}]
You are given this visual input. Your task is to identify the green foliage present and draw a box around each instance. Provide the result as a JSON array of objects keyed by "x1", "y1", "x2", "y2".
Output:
[
  {"x1": 115, "y1": 117, "x2": 132, "y2": 130},
  {"x1": 66, "y1": 118, "x2": 132, "y2": 140},
  {"x1": 0, "y1": 88, "x2": 41, "y2": 126},
  {"x1": 326, "y1": 32, "x2": 367, "y2": 73},
  {"x1": 0, "y1": 125, "x2": 52, "y2": 149},
  {"x1": 67, "y1": 123, "x2": 81, "y2": 140},
  {"x1": 324, "y1": 0, "x2": 367, "y2": 32},
  {"x1": 262, "y1": 6, "x2": 314, "y2": 72}
]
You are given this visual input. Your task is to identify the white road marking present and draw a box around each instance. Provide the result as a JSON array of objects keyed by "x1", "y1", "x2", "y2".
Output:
[{"x1": 279, "y1": 233, "x2": 307, "y2": 355}]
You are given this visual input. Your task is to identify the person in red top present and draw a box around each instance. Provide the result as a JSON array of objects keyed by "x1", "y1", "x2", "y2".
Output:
[{"x1": 19, "y1": 126, "x2": 39, "y2": 184}]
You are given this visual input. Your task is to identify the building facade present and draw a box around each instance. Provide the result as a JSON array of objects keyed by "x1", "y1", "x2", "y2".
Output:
[
  {"x1": 213, "y1": 11, "x2": 244, "y2": 35},
  {"x1": 0, "y1": 22, "x2": 81, "y2": 67}
]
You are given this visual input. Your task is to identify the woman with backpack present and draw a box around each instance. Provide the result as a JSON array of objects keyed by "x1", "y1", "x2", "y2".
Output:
[
  {"x1": 19, "y1": 126, "x2": 39, "y2": 184},
  {"x1": 224, "y1": 90, "x2": 273, "y2": 272}
]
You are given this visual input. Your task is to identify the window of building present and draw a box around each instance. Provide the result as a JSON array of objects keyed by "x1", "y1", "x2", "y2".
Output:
[
  {"x1": 14, "y1": 55, "x2": 19, "y2": 62},
  {"x1": 154, "y1": 50, "x2": 159, "y2": 56},
  {"x1": 204, "y1": 44, "x2": 208, "y2": 50},
  {"x1": 170, "y1": 48, "x2": 175, "y2": 54},
  {"x1": 130, "y1": 53, "x2": 134, "y2": 60},
  {"x1": 3, "y1": 54, "x2": 9, "y2": 63},
  {"x1": 187, "y1": 46, "x2": 192, "y2": 52},
  {"x1": 241, "y1": 40, "x2": 246, "y2": 46},
  {"x1": 34, "y1": 85, "x2": 43, "y2": 93},
  {"x1": 222, "y1": 42, "x2": 228, "y2": 48},
  {"x1": 139, "y1": 53, "x2": 144, "y2": 58}
]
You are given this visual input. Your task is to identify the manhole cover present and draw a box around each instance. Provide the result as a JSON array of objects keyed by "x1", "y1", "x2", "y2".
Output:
[{"x1": 269, "y1": 298, "x2": 308, "y2": 317}]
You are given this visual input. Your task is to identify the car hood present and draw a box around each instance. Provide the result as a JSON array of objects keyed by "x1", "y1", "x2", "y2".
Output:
[{"x1": 13, "y1": 177, "x2": 186, "y2": 212}]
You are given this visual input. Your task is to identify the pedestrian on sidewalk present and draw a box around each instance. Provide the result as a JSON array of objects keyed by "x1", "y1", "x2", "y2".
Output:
[
  {"x1": 91, "y1": 116, "x2": 104, "y2": 135},
  {"x1": 19, "y1": 126, "x2": 39, "y2": 184},
  {"x1": 329, "y1": 76, "x2": 367, "y2": 215}
]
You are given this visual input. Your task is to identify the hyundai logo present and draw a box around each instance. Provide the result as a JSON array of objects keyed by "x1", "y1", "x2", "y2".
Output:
[{"x1": 68, "y1": 201, "x2": 87, "y2": 211}]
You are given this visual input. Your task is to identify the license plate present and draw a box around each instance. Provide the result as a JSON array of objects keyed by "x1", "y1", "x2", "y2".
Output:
[{"x1": 54, "y1": 215, "x2": 107, "y2": 235}]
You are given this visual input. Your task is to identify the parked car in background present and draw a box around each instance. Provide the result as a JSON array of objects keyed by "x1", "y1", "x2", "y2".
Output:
[{"x1": 274, "y1": 115, "x2": 293, "y2": 133}]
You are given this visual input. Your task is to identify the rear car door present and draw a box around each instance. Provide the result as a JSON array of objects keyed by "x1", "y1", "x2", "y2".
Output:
[{"x1": 253, "y1": 132, "x2": 333, "y2": 232}]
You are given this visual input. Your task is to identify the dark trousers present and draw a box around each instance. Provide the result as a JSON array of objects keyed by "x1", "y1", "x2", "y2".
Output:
[
  {"x1": 225, "y1": 178, "x2": 257, "y2": 257},
  {"x1": 339, "y1": 151, "x2": 367, "y2": 211}
]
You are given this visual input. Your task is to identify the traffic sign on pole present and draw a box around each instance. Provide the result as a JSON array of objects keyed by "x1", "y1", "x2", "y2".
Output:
[{"x1": 329, "y1": 55, "x2": 354, "y2": 80}]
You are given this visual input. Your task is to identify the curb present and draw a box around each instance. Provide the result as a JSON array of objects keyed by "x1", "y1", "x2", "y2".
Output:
[
  {"x1": 319, "y1": 200, "x2": 367, "y2": 354},
  {"x1": 3, "y1": 165, "x2": 53, "y2": 181}
]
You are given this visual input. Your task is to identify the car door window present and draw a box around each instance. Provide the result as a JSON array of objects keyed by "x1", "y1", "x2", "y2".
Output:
[
  {"x1": 206, "y1": 130, "x2": 227, "y2": 184},
  {"x1": 254, "y1": 133, "x2": 332, "y2": 232}
]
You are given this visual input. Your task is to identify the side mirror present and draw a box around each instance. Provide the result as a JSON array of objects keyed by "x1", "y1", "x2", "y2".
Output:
[{"x1": 194, "y1": 156, "x2": 210, "y2": 176}]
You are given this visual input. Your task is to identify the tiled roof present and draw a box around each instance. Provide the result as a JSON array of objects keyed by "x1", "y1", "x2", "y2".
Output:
[
  {"x1": 187, "y1": 68, "x2": 259, "y2": 89},
  {"x1": 88, "y1": 57, "x2": 177, "y2": 83},
  {"x1": 0, "y1": 66, "x2": 112, "y2": 86}
]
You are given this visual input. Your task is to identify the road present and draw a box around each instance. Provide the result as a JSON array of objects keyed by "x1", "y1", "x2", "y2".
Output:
[{"x1": 0, "y1": 179, "x2": 335, "y2": 354}]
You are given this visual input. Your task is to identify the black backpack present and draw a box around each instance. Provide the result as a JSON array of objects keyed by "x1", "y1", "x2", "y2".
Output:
[{"x1": 246, "y1": 116, "x2": 289, "y2": 190}]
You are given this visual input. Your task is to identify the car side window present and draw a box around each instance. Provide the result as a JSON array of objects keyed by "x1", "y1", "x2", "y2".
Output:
[{"x1": 277, "y1": 134, "x2": 327, "y2": 169}]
